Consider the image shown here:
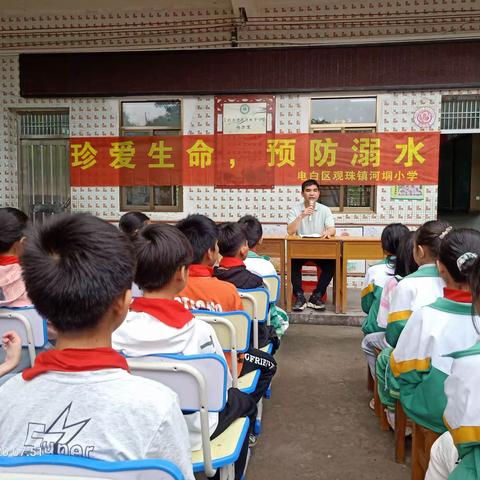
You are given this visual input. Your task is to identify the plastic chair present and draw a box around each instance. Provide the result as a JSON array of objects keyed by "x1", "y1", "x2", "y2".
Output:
[
  {"x1": 127, "y1": 354, "x2": 249, "y2": 479},
  {"x1": 0, "y1": 454, "x2": 184, "y2": 479},
  {"x1": 238, "y1": 288, "x2": 270, "y2": 352},
  {"x1": 0, "y1": 308, "x2": 48, "y2": 367},
  {"x1": 262, "y1": 274, "x2": 281, "y2": 305},
  {"x1": 192, "y1": 310, "x2": 252, "y2": 389}
]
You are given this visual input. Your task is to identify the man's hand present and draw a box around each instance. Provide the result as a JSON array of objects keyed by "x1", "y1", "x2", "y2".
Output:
[
  {"x1": 301, "y1": 205, "x2": 315, "y2": 219},
  {"x1": 320, "y1": 227, "x2": 336, "y2": 239}
]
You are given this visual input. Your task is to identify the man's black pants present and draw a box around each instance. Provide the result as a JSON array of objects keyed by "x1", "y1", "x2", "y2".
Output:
[{"x1": 291, "y1": 258, "x2": 335, "y2": 297}]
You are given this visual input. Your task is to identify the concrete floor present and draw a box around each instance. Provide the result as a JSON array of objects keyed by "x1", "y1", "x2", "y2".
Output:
[{"x1": 247, "y1": 324, "x2": 410, "y2": 480}]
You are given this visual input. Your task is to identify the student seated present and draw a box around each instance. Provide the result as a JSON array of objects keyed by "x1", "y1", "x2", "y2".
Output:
[
  {"x1": 238, "y1": 215, "x2": 289, "y2": 337},
  {"x1": 362, "y1": 230, "x2": 417, "y2": 381},
  {"x1": 426, "y1": 255, "x2": 480, "y2": 480},
  {"x1": 375, "y1": 220, "x2": 449, "y2": 422},
  {"x1": 112, "y1": 223, "x2": 256, "y2": 480},
  {"x1": 214, "y1": 222, "x2": 279, "y2": 352},
  {"x1": 0, "y1": 207, "x2": 54, "y2": 380},
  {"x1": 390, "y1": 228, "x2": 480, "y2": 434},
  {"x1": 0, "y1": 331, "x2": 21, "y2": 378},
  {"x1": 176, "y1": 214, "x2": 277, "y2": 402},
  {"x1": 0, "y1": 214, "x2": 193, "y2": 480},
  {"x1": 361, "y1": 223, "x2": 410, "y2": 336},
  {"x1": 0, "y1": 207, "x2": 31, "y2": 308}
]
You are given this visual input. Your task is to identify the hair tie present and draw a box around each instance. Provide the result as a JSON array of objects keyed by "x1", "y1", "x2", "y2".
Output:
[
  {"x1": 439, "y1": 226, "x2": 453, "y2": 240},
  {"x1": 457, "y1": 252, "x2": 478, "y2": 271}
]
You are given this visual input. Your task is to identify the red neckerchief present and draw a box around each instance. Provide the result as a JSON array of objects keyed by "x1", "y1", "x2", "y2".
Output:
[
  {"x1": 188, "y1": 264, "x2": 214, "y2": 277},
  {"x1": 219, "y1": 257, "x2": 245, "y2": 268},
  {"x1": 130, "y1": 297, "x2": 193, "y2": 329},
  {"x1": 444, "y1": 288, "x2": 472, "y2": 303},
  {"x1": 22, "y1": 348, "x2": 129, "y2": 381},
  {"x1": 0, "y1": 256, "x2": 19, "y2": 266}
]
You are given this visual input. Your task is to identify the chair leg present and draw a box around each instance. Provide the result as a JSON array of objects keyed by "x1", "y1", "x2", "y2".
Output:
[
  {"x1": 411, "y1": 422, "x2": 440, "y2": 480},
  {"x1": 395, "y1": 400, "x2": 407, "y2": 463},
  {"x1": 373, "y1": 375, "x2": 381, "y2": 417},
  {"x1": 367, "y1": 365, "x2": 374, "y2": 392}
]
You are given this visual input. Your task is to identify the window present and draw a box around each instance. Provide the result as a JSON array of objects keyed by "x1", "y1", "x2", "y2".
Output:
[
  {"x1": 441, "y1": 95, "x2": 480, "y2": 132},
  {"x1": 310, "y1": 96, "x2": 377, "y2": 212},
  {"x1": 18, "y1": 111, "x2": 70, "y2": 223},
  {"x1": 120, "y1": 100, "x2": 183, "y2": 212}
]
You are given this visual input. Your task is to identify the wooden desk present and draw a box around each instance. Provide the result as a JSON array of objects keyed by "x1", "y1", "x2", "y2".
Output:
[
  {"x1": 341, "y1": 237, "x2": 383, "y2": 313},
  {"x1": 255, "y1": 236, "x2": 286, "y2": 309},
  {"x1": 286, "y1": 236, "x2": 342, "y2": 313}
]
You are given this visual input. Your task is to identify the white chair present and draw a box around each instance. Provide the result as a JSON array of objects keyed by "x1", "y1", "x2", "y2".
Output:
[
  {"x1": 127, "y1": 354, "x2": 250, "y2": 479},
  {"x1": 192, "y1": 310, "x2": 259, "y2": 395},
  {"x1": 238, "y1": 288, "x2": 271, "y2": 353},
  {"x1": 0, "y1": 454, "x2": 184, "y2": 479},
  {"x1": 0, "y1": 307, "x2": 48, "y2": 366},
  {"x1": 262, "y1": 274, "x2": 281, "y2": 305}
]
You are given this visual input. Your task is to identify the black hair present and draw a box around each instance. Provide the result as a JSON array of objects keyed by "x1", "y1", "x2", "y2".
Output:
[
  {"x1": 134, "y1": 223, "x2": 193, "y2": 291},
  {"x1": 415, "y1": 220, "x2": 451, "y2": 259},
  {"x1": 381, "y1": 223, "x2": 410, "y2": 259},
  {"x1": 0, "y1": 207, "x2": 29, "y2": 253},
  {"x1": 438, "y1": 228, "x2": 480, "y2": 284},
  {"x1": 394, "y1": 231, "x2": 418, "y2": 278},
  {"x1": 217, "y1": 222, "x2": 248, "y2": 257},
  {"x1": 238, "y1": 215, "x2": 263, "y2": 249},
  {"x1": 301, "y1": 179, "x2": 320, "y2": 192},
  {"x1": 119, "y1": 212, "x2": 150, "y2": 240},
  {"x1": 20, "y1": 214, "x2": 135, "y2": 333},
  {"x1": 176, "y1": 214, "x2": 218, "y2": 264}
]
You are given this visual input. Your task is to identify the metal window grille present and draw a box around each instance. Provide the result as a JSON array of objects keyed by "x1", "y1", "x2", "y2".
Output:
[
  {"x1": 20, "y1": 112, "x2": 69, "y2": 137},
  {"x1": 441, "y1": 96, "x2": 480, "y2": 132}
]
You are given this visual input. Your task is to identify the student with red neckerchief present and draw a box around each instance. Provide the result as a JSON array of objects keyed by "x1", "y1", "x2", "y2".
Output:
[
  {"x1": 175, "y1": 215, "x2": 277, "y2": 407},
  {"x1": 0, "y1": 207, "x2": 31, "y2": 308},
  {"x1": 112, "y1": 223, "x2": 256, "y2": 480},
  {"x1": 0, "y1": 214, "x2": 194, "y2": 480}
]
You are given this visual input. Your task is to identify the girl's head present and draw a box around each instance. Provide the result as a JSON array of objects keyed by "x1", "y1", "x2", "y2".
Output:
[
  {"x1": 437, "y1": 228, "x2": 480, "y2": 289},
  {"x1": 381, "y1": 223, "x2": 410, "y2": 269},
  {"x1": 119, "y1": 212, "x2": 150, "y2": 240},
  {"x1": 381, "y1": 223, "x2": 410, "y2": 256},
  {"x1": 394, "y1": 231, "x2": 418, "y2": 278},
  {"x1": 0, "y1": 207, "x2": 29, "y2": 255},
  {"x1": 413, "y1": 220, "x2": 451, "y2": 266}
]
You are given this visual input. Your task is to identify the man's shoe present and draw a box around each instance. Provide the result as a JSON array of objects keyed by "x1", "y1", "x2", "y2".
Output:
[
  {"x1": 293, "y1": 294, "x2": 307, "y2": 311},
  {"x1": 307, "y1": 293, "x2": 326, "y2": 310}
]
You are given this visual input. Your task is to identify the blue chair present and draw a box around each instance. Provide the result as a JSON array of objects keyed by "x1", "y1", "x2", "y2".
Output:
[
  {"x1": 127, "y1": 354, "x2": 250, "y2": 480},
  {"x1": 0, "y1": 307, "x2": 48, "y2": 367},
  {"x1": 0, "y1": 454, "x2": 184, "y2": 479}
]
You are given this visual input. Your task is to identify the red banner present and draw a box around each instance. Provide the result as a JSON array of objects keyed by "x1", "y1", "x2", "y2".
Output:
[{"x1": 70, "y1": 132, "x2": 439, "y2": 187}]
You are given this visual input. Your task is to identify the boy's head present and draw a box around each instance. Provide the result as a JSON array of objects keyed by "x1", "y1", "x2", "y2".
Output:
[
  {"x1": 238, "y1": 215, "x2": 263, "y2": 249},
  {"x1": 134, "y1": 223, "x2": 193, "y2": 293},
  {"x1": 0, "y1": 207, "x2": 29, "y2": 255},
  {"x1": 176, "y1": 214, "x2": 218, "y2": 265},
  {"x1": 21, "y1": 214, "x2": 135, "y2": 335},
  {"x1": 218, "y1": 222, "x2": 249, "y2": 260},
  {"x1": 119, "y1": 211, "x2": 150, "y2": 240}
]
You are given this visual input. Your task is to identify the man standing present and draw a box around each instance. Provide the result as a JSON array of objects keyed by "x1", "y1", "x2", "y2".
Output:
[{"x1": 287, "y1": 180, "x2": 336, "y2": 311}]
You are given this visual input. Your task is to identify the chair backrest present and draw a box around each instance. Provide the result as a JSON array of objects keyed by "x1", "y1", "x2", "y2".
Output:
[
  {"x1": 238, "y1": 288, "x2": 270, "y2": 323},
  {"x1": 0, "y1": 307, "x2": 48, "y2": 348},
  {"x1": 126, "y1": 353, "x2": 227, "y2": 412},
  {"x1": 192, "y1": 310, "x2": 251, "y2": 353},
  {"x1": 0, "y1": 455, "x2": 183, "y2": 480},
  {"x1": 262, "y1": 275, "x2": 280, "y2": 304},
  {"x1": 127, "y1": 354, "x2": 225, "y2": 477}
]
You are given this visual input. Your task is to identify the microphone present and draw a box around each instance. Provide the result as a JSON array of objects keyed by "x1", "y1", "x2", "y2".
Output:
[{"x1": 307, "y1": 199, "x2": 315, "y2": 222}]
